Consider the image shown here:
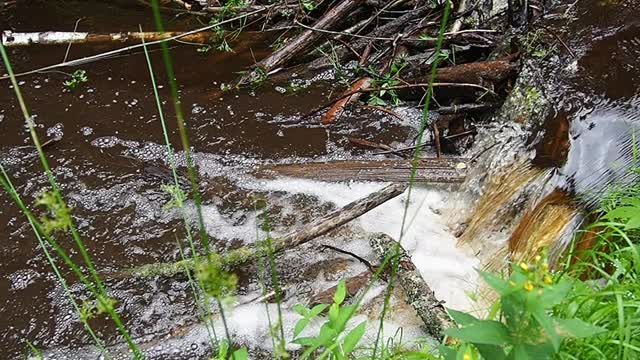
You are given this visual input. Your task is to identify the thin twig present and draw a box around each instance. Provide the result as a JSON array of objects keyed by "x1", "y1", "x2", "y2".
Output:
[
  {"x1": 321, "y1": 244, "x2": 376, "y2": 274},
  {"x1": 63, "y1": 17, "x2": 84, "y2": 64}
]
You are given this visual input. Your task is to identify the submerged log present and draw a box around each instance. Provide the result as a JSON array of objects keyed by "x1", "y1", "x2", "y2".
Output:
[
  {"x1": 127, "y1": 183, "x2": 407, "y2": 277},
  {"x1": 258, "y1": 158, "x2": 468, "y2": 183},
  {"x1": 369, "y1": 232, "x2": 453, "y2": 339},
  {"x1": 1, "y1": 30, "x2": 211, "y2": 47}
]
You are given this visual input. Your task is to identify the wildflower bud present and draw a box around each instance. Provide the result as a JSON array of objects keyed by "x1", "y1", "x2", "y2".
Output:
[
  {"x1": 544, "y1": 275, "x2": 553, "y2": 284},
  {"x1": 534, "y1": 255, "x2": 541, "y2": 262},
  {"x1": 519, "y1": 262, "x2": 529, "y2": 272},
  {"x1": 524, "y1": 281, "x2": 534, "y2": 292}
]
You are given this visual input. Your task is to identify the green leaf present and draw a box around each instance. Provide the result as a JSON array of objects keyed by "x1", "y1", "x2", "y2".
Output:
[
  {"x1": 342, "y1": 321, "x2": 366, "y2": 354},
  {"x1": 539, "y1": 278, "x2": 573, "y2": 307},
  {"x1": 479, "y1": 270, "x2": 514, "y2": 296},
  {"x1": 294, "y1": 318, "x2": 310, "y2": 338},
  {"x1": 334, "y1": 280, "x2": 347, "y2": 305},
  {"x1": 293, "y1": 303, "x2": 309, "y2": 316},
  {"x1": 328, "y1": 303, "x2": 339, "y2": 325},
  {"x1": 309, "y1": 303, "x2": 328, "y2": 317},
  {"x1": 555, "y1": 318, "x2": 606, "y2": 338},
  {"x1": 530, "y1": 306, "x2": 561, "y2": 351},
  {"x1": 293, "y1": 336, "x2": 317, "y2": 346},
  {"x1": 318, "y1": 323, "x2": 338, "y2": 344},
  {"x1": 445, "y1": 320, "x2": 511, "y2": 345},
  {"x1": 475, "y1": 344, "x2": 507, "y2": 360},
  {"x1": 603, "y1": 206, "x2": 637, "y2": 221},
  {"x1": 231, "y1": 347, "x2": 248, "y2": 360},
  {"x1": 447, "y1": 309, "x2": 479, "y2": 326},
  {"x1": 439, "y1": 345, "x2": 457, "y2": 360}
]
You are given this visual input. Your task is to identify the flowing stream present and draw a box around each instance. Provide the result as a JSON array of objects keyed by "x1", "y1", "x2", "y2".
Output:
[{"x1": 0, "y1": 0, "x2": 639, "y2": 358}]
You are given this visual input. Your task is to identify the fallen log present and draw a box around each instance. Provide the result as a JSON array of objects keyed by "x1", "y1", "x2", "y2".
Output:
[
  {"x1": 411, "y1": 59, "x2": 519, "y2": 85},
  {"x1": 1, "y1": 30, "x2": 212, "y2": 47},
  {"x1": 126, "y1": 183, "x2": 407, "y2": 277},
  {"x1": 237, "y1": 0, "x2": 365, "y2": 85},
  {"x1": 369, "y1": 232, "x2": 453, "y2": 339},
  {"x1": 257, "y1": 158, "x2": 468, "y2": 183}
]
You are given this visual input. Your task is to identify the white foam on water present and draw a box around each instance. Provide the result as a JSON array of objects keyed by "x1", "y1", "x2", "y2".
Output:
[{"x1": 249, "y1": 178, "x2": 480, "y2": 312}]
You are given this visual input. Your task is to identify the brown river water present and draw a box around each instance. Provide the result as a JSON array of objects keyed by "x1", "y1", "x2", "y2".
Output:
[{"x1": 1, "y1": 0, "x2": 640, "y2": 358}]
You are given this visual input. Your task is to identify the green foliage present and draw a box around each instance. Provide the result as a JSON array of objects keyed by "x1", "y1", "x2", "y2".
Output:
[
  {"x1": 196, "y1": 254, "x2": 238, "y2": 299},
  {"x1": 212, "y1": 340, "x2": 249, "y2": 360},
  {"x1": 63, "y1": 69, "x2": 88, "y2": 89},
  {"x1": 35, "y1": 191, "x2": 72, "y2": 235},
  {"x1": 443, "y1": 257, "x2": 604, "y2": 360},
  {"x1": 367, "y1": 57, "x2": 407, "y2": 106},
  {"x1": 292, "y1": 280, "x2": 367, "y2": 359},
  {"x1": 555, "y1": 190, "x2": 640, "y2": 359},
  {"x1": 161, "y1": 184, "x2": 187, "y2": 209}
]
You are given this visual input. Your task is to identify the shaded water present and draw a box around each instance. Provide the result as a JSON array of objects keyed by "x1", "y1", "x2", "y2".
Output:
[{"x1": 0, "y1": 1, "x2": 456, "y2": 358}]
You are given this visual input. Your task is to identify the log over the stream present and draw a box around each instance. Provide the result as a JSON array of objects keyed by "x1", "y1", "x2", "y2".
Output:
[
  {"x1": 257, "y1": 158, "x2": 469, "y2": 183},
  {"x1": 126, "y1": 183, "x2": 408, "y2": 278},
  {"x1": 369, "y1": 232, "x2": 454, "y2": 339}
]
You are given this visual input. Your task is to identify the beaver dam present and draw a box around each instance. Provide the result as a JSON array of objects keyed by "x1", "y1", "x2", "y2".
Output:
[{"x1": 0, "y1": 0, "x2": 639, "y2": 359}]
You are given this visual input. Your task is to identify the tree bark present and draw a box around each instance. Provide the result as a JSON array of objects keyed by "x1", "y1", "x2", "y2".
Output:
[
  {"x1": 369, "y1": 232, "x2": 454, "y2": 339},
  {"x1": 237, "y1": 0, "x2": 365, "y2": 85}
]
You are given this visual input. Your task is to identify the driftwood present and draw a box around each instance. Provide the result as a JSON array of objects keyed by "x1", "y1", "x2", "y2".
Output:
[
  {"x1": 369, "y1": 232, "x2": 453, "y2": 339},
  {"x1": 128, "y1": 183, "x2": 407, "y2": 277},
  {"x1": 237, "y1": 0, "x2": 365, "y2": 85},
  {"x1": 411, "y1": 59, "x2": 519, "y2": 85},
  {"x1": 1, "y1": 30, "x2": 211, "y2": 47},
  {"x1": 258, "y1": 159, "x2": 468, "y2": 183}
]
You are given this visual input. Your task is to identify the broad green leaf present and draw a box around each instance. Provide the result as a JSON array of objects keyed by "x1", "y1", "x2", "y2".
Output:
[
  {"x1": 603, "y1": 206, "x2": 637, "y2": 221},
  {"x1": 445, "y1": 320, "x2": 511, "y2": 345},
  {"x1": 555, "y1": 318, "x2": 606, "y2": 338},
  {"x1": 439, "y1": 345, "x2": 457, "y2": 360},
  {"x1": 530, "y1": 306, "x2": 561, "y2": 351},
  {"x1": 294, "y1": 318, "x2": 310, "y2": 338},
  {"x1": 335, "y1": 304, "x2": 358, "y2": 332},
  {"x1": 479, "y1": 270, "x2": 514, "y2": 296},
  {"x1": 539, "y1": 278, "x2": 573, "y2": 307},
  {"x1": 447, "y1": 309, "x2": 479, "y2": 326},
  {"x1": 334, "y1": 280, "x2": 347, "y2": 305},
  {"x1": 293, "y1": 303, "x2": 309, "y2": 316},
  {"x1": 318, "y1": 323, "x2": 338, "y2": 344},
  {"x1": 309, "y1": 303, "x2": 329, "y2": 318},
  {"x1": 475, "y1": 344, "x2": 507, "y2": 360},
  {"x1": 231, "y1": 347, "x2": 248, "y2": 360},
  {"x1": 328, "y1": 303, "x2": 339, "y2": 325},
  {"x1": 342, "y1": 321, "x2": 367, "y2": 354},
  {"x1": 293, "y1": 336, "x2": 317, "y2": 346}
]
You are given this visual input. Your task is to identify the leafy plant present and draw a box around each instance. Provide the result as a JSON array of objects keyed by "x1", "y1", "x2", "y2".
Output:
[
  {"x1": 442, "y1": 257, "x2": 605, "y2": 360},
  {"x1": 367, "y1": 57, "x2": 407, "y2": 106},
  {"x1": 63, "y1": 69, "x2": 88, "y2": 89},
  {"x1": 292, "y1": 280, "x2": 367, "y2": 359}
]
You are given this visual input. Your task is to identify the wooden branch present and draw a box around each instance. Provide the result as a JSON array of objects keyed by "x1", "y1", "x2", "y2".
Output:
[
  {"x1": 125, "y1": 183, "x2": 407, "y2": 278},
  {"x1": 258, "y1": 159, "x2": 468, "y2": 183},
  {"x1": 1, "y1": 31, "x2": 212, "y2": 47},
  {"x1": 237, "y1": 0, "x2": 365, "y2": 85},
  {"x1": 369, "y1": 232, "x2": 453, "y2": 339},
  {"x1": 410, "y1": 59, "x2": 519, "y2": 85}
]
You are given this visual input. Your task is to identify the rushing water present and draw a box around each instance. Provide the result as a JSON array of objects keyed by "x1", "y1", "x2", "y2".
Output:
[{"x1": 0, "y1": 1, "x2": 468, "y2": 357}]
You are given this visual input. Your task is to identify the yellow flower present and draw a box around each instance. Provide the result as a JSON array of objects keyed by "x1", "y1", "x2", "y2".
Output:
[
  {"x1": 524, "y1": 281, "x2": 534, "y2": 291},
  {"x1": 542, "y1": 262, "x2": 549, "y2": 271},
  {"x1": 544, "y1": 275, "x2": 553, "y2": 284},
  {"x1": 519, "y1": 262, "x2": 529, "y2": 272},
  {"x1": 463, "y1": 354, "x2": 471, "y2": 360},
  {"x1": 534, "y1": 255, "x2": 542, "y2": 263}
]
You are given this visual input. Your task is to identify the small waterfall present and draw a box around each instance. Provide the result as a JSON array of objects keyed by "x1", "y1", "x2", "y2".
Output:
[{"x1": 455, "y1": 161, "x2": 548, "y2": 264}]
